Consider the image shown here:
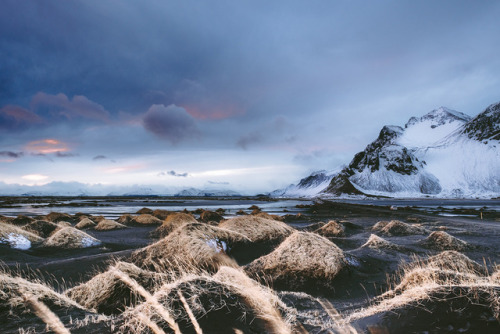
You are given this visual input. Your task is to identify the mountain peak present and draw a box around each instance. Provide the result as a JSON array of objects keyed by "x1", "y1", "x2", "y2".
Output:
[{"x1": 405, "y1": 107, "x2": 471, "y2": 129}]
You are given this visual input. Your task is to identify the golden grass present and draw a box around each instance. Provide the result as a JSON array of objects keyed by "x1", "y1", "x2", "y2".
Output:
[
  {"x1": 65, "y1": 261, "x2": 168, "y2": 315},
  {"x1": 151, "y1": 212, "x2": 198, "y2": 238},
  {"x1": 134, "y1": 214, "x2": 163, "y2": 225},
  {"x1": 315, "y1": 220, "x2": 345, "y2": 237},
  {"x1": 118, "y1": 266, "x2": 291, "y2": 334},
  {"x1": 372, "y1": 220, "x2": 427, "y2": 236},
  {"x1": 45, "y1": 212, "x2": 73, "y2": 223},
  {"x1": 419, "y1": 231, "x2": 470, "y2": 251},
  {"x1": 245, "y1": 231, "x2": 346, "y2": 290},
  {"x1": 360, "y1": 234, "x2": 401, "y2": 250},
  {"x1": 75, "y1": 217, "x2": 96, "y2": 229},
  {"x1": 94, "y1": 219, "x2": 127, "y2": 231},
  {"x1": 22, "y1": 220, "x2": 59, "y2": 238},
  {"x1": 130, "y1": 222, "x2": 251, "y2": 274},
  {"x1": 43, "y1": 227, "x2": 101, "y2": 248},
  {"x1": 219, "y1": 215, "x2": 294, "y2": 244},
  {"x1": 0, "y1": 222, "x2": 44, "y2": 244},
  {"x1": 22, "y1": 292, "x2": 71, "y2": 334},
  {"x1": 345, "y1": 252, "x2": 499, "y2": 326}
]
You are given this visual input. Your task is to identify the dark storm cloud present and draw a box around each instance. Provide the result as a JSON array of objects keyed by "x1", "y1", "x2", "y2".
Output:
[
  {"x1": 0, "y1": 151, "x2": 24, "y2": 158},
  {"x1": 142, "y1": 104, "x2": 199, "y2": 144}
]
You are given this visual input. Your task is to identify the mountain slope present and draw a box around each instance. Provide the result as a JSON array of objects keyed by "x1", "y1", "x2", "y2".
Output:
[{"x1": 274, "y1": 102, "x2": 500, "y2": 198}]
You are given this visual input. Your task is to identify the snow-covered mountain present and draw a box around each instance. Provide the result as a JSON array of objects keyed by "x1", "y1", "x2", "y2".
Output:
[
  {"x1": 174, "y1": 188, "x2": 241, "y2": 197},
  {"x1": 273, "y1": 102, "x2": 500, "y2": 198},
  {"x1": 0, "y1": 182, "x2": 241, "y2": 197}
]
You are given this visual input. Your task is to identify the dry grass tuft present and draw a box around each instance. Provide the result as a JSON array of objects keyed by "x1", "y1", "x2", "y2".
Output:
[
  {"x1": 152, "y1": 209, "x2": 172, "y2": 220},
  {"x1": 117, "y1": 214, "x2": 135, "y2": 225},
  {"x1": 425, "y1": 250, "x2": 486, "y2": 275},
  {"x1": 75, "y1": 217, "x2": 96, "y2": 229},
  {"x1": 43, "y1": 227, "x2": 101, "y2": 249},
  {"x1": 315, "y1": 220, "x2": 345, "y2": 237},
  {"x1": 199, "y1": 210, "x2": 224, "y2": 223},
  {"x1": 419, "y1": 231, "x2": 470, "y2": 251},
  {"x1": 0, "y1": 222, "x2": 43, "y2": 248},
  {"x1": 245, "y1": 231, "x2": 346, "y2": 291},
  {"x1": 131, "y1": 222, "x2": 251, "y2": 274},
  {"x1": 65, "y1": 261, "x2": 168, "y2": 315},
  {"x1": 346, "y1": 252, "x2": 499, "y2": 332},
  {"x1": 118, "y1": 266, "x2": 291, "y2": 334},
  {"x1": 0, "y1": 270, "x2": 89, "y2": 332},
  {"x1": 136, "y1": 207, "x2": 154, "y2": 215},
  {"x1": 134, "y1": 214, "x2": 163, "y2": 225},
  {"x1": 22, "y1": 220, "x2": 59, "y2": 238},
  {"x1": 372, "y1": 220, "x2": 427, "y2": 236},
  {"x1": 151, "y1": 212, "x2": 198, "y2": 238},
  {"x1": 361, "y1": 234, "x2": 401, "y2": 251},
  {"x1": 57, "y1": 221, "x2": 72, "y2": 228},
  {"x1": 94, "y1": 219, "x2": 127, "y2": 231},
  {"x1": 45, "y1": 212, "x2": 74, "y2": 223},
  {"x1": 219, "y1": 215, "x2": 294, "y2": 244},
  {"x1": 11, "y1": 215, "x2": 35, "y2": 226}
]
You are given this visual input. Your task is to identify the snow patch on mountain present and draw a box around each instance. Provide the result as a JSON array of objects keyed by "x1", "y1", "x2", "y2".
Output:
[{"x1": 270, "y1": 169, "x2": 339, "y2": 198}]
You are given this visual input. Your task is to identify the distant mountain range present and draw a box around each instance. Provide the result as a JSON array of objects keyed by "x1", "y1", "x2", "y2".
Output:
[
  {"x1": 272, "y1": 101, "x2": 500, "y2": 199},
  {"x1": 0, "y1": 182, "x2": 242, "y2": 197}
]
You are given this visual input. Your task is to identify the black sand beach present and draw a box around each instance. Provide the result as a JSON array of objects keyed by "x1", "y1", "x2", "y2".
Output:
[{"x1": 1, "y1": 197, "x2": 499, "y2": 333}]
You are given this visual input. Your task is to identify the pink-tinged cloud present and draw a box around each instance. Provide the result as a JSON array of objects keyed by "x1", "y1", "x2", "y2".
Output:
[
  {"x1": 102, "y1": 164, "x2": 145, "y2": 174},
  {"x1": 30, "y1": 92, "x2": 110, "y2": 122},
  {"x1": 0, "y1": 105, "x2": 43, "y2": 130},
  {"x1": 25, "y1": 139, "x2": 70, "y2": 154}
]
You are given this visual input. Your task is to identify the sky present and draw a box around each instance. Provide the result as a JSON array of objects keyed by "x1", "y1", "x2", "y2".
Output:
[{"x1": 1, "y1": 0, "x2": 500, "y2": 195}]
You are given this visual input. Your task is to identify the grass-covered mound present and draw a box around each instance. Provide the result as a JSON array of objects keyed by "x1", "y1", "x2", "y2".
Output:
[
  {"x1": 118, "y1": 266, "x2": 291, "y2": 334},
  {"x1": 419, "y1": 231, "x2": 471, "y2": 251},
  {"x1": 0, "y1": 222, "x2": 43, "y2": 250},
  {"x1": 94, "y1": 219, "x2": 127, "y2": 231},
  {"x1": 315, "y1": 220, "x2": 345, "y2": 237},
  {"x1": 10, "y1": 215, "x2": 34, "y2": 226},
  {"x1": 219, "y1": 215, "x2": 294, "y2": 244},
  {"x1": 0, "y1": 271, "x2": 91, "y2": 333},
  {"x1": 45, "y1": 212, "x2": 74, "y2": 223},
  {"x1": 245, "y1": 231, "x2": 346, "y2": 292},
  {"x1": 151, "y1": 212, "x2": 197, "y2": 238},
  {"x1": 22, "y1": 220, "x2": 59, "y2": 238},
  {"x1": 361, "y1": 234, "x2": 401, "y2": 251},
  {"x1": 65, "y1": 261, "x2": 168, "y2": 315},
  {"x1": 199, "y1": 210, "x2": 224, "y2": 223},
  {"x1": 42, "y1": 227, "x2": 101, "y2": 249},
  {"x1": 372, "y1": 220, "x2": 427, "y2": 236},
  {"x1": 347, "y1": 254, "x2": 499, "y2": 333},
  {"x1": 425, "y1": 250, "x2": 487, "y2": 275},
  {"x1": 134, "y1": 214, "x2": 163, "y2": 225},
  {"x1": 75, "y1": 217, "x2": 97, "y2": 229},
  {"x1": 130, "y1": 223, "x2": 251, "y2": 273}
]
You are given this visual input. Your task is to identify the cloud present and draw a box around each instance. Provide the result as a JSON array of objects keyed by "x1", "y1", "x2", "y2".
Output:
[
  {"x1": 236, "y1": 132, "x2": 262, "y2": 150},
  {"x1": 161, "y1": 170, "x2": 189, "y2": 177},
  {"x1": 55, "y1": 151, "x2": 77, "y2": 158},
  {"x1": 25, "y1": 139, "x2": 69, "y2": 154},
  {"x1": 22, "y1": 174, "x2": 49, "y2": 181},
  {"x1": 31, "y1": 92, "x2": 110, "y2": 122},
  {"x1": 143, "y1": 104, "x2": 199, "y2": 144},
  {"x1": 92, "y1": 155, "x2": 108, "y2": 160},
  {"x1": 0, "y1": 105, "x2": 43, "y2": 131},
  {"x1": 207, "y1": 180, "x2": 230, "y2": 185},
  {"x1": 0, "y1": 151, "x2": 24, "y2": 158}
]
